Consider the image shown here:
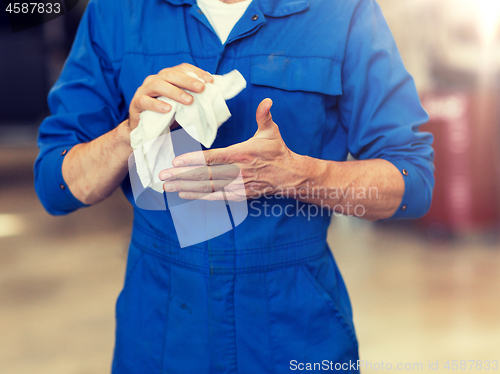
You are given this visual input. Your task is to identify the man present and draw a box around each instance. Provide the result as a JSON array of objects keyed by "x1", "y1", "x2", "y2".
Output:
[{"x1": 35, "y1": 0, "x2": 434, "y2": 372}]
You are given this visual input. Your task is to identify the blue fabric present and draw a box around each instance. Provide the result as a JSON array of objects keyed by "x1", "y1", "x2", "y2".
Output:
[{"x1": 34, "y1": 0, "x2": 434, "y2": 372}]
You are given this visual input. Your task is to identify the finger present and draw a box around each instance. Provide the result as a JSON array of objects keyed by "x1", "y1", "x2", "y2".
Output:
[
  {"x1": 174, "y1": 63, "x2": 214, "y2": 84},
  {"x1": 160, "y1": 166, "x2": 202, "y2": 181},
  {"x1": 172, "y1": 148, "x2": 233, "y2": 167},
  {"x1": 160, "y1": 165, "x2": 210, "y2": 181},
  {"x1": 157, "y1": 68, "x2": 206, "y2": 94},
  {"x1": 132, "y1": 95, "x2": 171, "y2": 116},
  {"x1": 163, "y1": 179, "x2": 232, "y2": 193},
  {"x1": 160, "y1": 164, "x2": 240, "y2": 181},
  {"x1": 140, "y1": 77, "x2": 195, "y2": 105},
  {"x1": 178, "y1": 190, "x2": 226, "y2": 201},
  {"x1": 172, "y1": 152, "x2": 206, "y2": 167},
  {"x1": 207, "y1": 164, "x2": 240, "y2": 180},
  {"x1": 256, "y1": 98, "x2": 274, "y2": 131},
  {"x1": 179, "y1": 189, "x2": 247, "y2": 202}
]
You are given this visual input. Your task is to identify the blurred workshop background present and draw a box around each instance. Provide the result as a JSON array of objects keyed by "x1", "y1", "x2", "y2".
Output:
[{"x1": 1, "y1": 0, "x2": 500, "y2": 373}]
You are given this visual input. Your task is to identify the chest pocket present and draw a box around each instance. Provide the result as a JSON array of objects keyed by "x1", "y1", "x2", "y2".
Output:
[
  {"x1": 251, "y1": 55, "x2": 342, "y2": 95},
  {"x1": 250, "y1": 55, "x2": 343, "y2": 157}
]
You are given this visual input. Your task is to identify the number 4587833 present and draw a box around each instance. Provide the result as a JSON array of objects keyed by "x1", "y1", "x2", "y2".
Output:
[{"x1": 5, "y1": 2, "x2": 61, "y2": 14}]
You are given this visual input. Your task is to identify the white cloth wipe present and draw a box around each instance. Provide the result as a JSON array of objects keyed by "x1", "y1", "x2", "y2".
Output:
[{"x1": 130, "y1": 69, "x2": 247, "y2": 193}]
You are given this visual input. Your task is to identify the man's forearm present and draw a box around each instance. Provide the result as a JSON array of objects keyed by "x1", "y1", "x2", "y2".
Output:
[
  {"x1": 62, "y1": 120, "x2": 133, "y2": 205},
  {"x1": 288, "y1": 154, "x2": 405, "y2": 221}
]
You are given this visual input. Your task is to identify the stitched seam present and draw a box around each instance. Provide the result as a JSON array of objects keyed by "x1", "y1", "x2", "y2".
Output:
[
  {"x1": 204, "y1": 271, "x2": 211, "y2": 372},
  {"x1": 132, "y1": 238, "x2": 325, "y2": 274},
  {"x1": 234, "y1": 234, "x2": 327, "y2": 252},
  {"x1": 160, "y1": 263, "x2": 171, "y2": 374},
  {"x1": 264, "y1": 271, "x2": 277, "y2": 373},
  {"x1": 230, "y1": 275, "x2": 238, "y2": 373},
  {"x1": 133, "y1": 222, "x2": 327, "y2": 253},
  {"x1": 132, "y1": 223, "x2": 180, "y2": 246},
  {"x1": 123, "y1": 250, "x2": 145, "y2": 286},
  {"x1": 250, "y1": 54, "x2": 341, "y2": 63},
  {"x1": 300, "y1": 265, "x2": 358, "y2": 348},
  {"x1": 112, "y1": 52, "x2": 342, "y2": 64}
]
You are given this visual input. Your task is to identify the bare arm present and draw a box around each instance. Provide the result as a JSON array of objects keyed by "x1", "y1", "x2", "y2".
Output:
[
  {"x1": 282, "y1": 155, "x2": 404, "y2": 221},
  {"x1": 62, "y1": 120, "x2": 132, "y2": 205}
]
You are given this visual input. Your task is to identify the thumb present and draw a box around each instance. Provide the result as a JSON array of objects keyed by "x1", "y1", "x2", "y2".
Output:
[{"x1": 256, "y1": 98, "x2": 275, "y2": 132}]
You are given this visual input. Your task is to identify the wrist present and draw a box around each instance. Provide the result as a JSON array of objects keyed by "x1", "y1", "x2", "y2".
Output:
[
  {"x1": 285, "y1": 152, "x2": 331, "y2": 195},
  {"x1": 115, "y1": 119, "x2": 133, "y2": 155}
]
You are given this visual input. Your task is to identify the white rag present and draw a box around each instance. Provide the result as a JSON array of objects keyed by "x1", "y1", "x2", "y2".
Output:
[{"x1": 130, "y1": 70, "x2": 247, "y2": 193}]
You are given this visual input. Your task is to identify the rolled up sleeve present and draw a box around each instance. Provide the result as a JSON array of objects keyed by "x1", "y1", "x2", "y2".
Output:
[
  {"x1": 35, "y1": 145, "x2": 89, "y2": 215},
  {"x1": 34, "y1": 0, "x2": 126, "y2": 215},
  {"x1": 339, "y1": 0, "x2": 434, "y2": 220}
]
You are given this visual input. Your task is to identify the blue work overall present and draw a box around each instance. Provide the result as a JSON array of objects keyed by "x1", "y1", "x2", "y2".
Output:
[{"x1": 35, "y1": 0, "x2": 434, "y2": 372}]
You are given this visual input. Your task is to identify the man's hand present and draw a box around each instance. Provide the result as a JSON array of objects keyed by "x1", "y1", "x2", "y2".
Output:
[
  {"x1": 158, "y1": 99, "x2": 300, "y2": 201},
  {"x1": 157, "y1": 97, "x2": 406, "y2": 221},
  {"x1": 128, "y1": 63, "x2": 214, "y2": 130}
]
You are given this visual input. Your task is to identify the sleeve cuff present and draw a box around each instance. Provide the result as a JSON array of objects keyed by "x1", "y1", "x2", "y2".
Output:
[
  {"x1": 383, "y1": 159, "x2": 431, "y2": 220},
  {"x1": 36, "y1": 145, "x2": 89, "y2": 215}
]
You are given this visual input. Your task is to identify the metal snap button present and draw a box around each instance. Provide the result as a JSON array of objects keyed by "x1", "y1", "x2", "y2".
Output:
[
  {"x1": 251, "y1": 14, "x2": 258, "y2": 21},
  {"x1": 402, "y1": 169, "x2": 408, "y2": 176}
]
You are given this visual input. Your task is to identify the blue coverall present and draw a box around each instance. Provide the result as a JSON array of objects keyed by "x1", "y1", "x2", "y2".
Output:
[{"x1": 34, "y1": 0, "x2": 434, "y2": 372}]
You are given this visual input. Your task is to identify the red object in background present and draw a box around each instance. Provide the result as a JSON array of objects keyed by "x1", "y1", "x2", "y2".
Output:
[{"x1": 420, "y1": 91, "x2": 500, "y2": 232}]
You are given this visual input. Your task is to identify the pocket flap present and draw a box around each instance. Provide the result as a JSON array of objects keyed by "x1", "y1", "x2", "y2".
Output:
[{"x1": 251, "y1": 55, "x2": 342, "y2": 96}]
